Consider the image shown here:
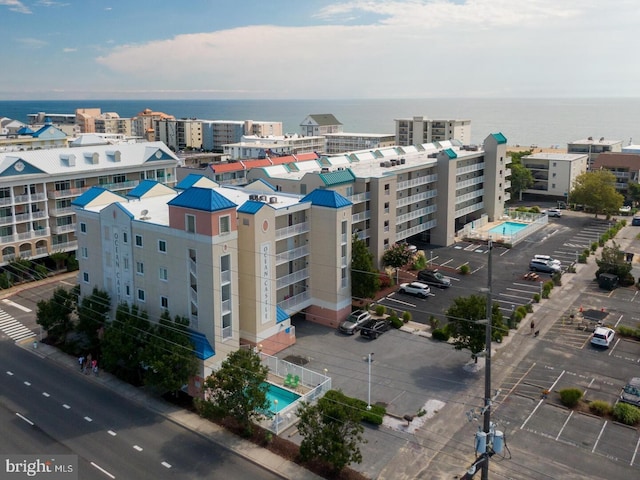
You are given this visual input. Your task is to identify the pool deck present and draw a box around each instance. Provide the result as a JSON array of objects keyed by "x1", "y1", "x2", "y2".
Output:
[{"x1": 267, "y1": 372, "x2": 310, "y2": 395}]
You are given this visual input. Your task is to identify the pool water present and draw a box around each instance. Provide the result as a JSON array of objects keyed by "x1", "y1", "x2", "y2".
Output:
[
  {"x1": 264, "y1": 382, "x2": 301, "y2": 413},
  {"x1": 489, "y1": 221, "x2": 528, "y2": 236}
]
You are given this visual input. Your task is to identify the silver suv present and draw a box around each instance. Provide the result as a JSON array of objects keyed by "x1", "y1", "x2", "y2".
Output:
[
  {"x1": 338, "y1": 310, "x2": 371, "y2": 334},
  {"x1": 529, "y1": 259, "x2": 561, "y2": 274}
]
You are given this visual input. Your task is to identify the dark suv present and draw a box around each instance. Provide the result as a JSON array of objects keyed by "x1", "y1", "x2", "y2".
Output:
[
  {"x1": 359, "y1": 319, "x2": 390, "y2": 339},
  {"x1": 417, "y1": 269, "x2": 451, "y2": 288}
]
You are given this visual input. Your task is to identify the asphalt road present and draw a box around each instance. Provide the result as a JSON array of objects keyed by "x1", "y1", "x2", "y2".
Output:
[{"x1": 0, "y1": 341, "x2": 282, "y2": 480}]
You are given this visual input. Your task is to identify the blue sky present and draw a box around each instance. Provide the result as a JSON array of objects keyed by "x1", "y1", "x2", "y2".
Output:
[{"x1": 1, "y1": 0, "x2": 638, "y2": 100}]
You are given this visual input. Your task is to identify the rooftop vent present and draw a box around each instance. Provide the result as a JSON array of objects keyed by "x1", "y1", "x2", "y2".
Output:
[
  {"x1": 249, "y1": 194, "x2": 259, "y2": 201},
  {"x1": 259, "y1": 195, "x2": 267, "y2": 201},
  {"x1": 269, "y1": 196, "x2": 277, "y2": 204},
  {"x1": 321, "y1": 167, "x2": 330, "y2": 173},
  {"x1": 140, "y1": 209, "x2": 150, "y2": 220}
]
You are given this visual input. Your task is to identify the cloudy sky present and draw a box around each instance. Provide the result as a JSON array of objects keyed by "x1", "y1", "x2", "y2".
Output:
[{"x1": 1, "y1": 0, "x2": 637, "y2": 100}]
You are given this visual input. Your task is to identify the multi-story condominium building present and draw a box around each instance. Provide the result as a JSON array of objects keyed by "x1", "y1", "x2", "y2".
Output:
[
  {"x1": 223, "y1": 134, "x2": 325, "y2": 160},
  {"x1": 395, "y1": 116, "x2": 471, "y2": 146},
  {"x1": 132, "y1": 109, "x2": 175, "y2": 141},
  {"x1": 592, "y1": 152, "x2": 640, "y2": 195},
  {"x1": 156, "y1": 118, "x2": 203, "y2": 151},
  {"x1": 567, "y1": 137, "x2": 622, "y2": 168},
  {"x1": 75, "y1": 108, "x2": 103, "y2": 133},
  {"x1": 27, "y1": 111, "x2": 76, "y2": 128},
  {"x1": 521, "y1": 152, "x2": 588, "y2": 199},
  {"x1": 202, "y1": 120, "x2": 284, "y2": 153},
  {"x1": 324, "y1": 133, "x2": 396, "y2": 155},
  {"x1": 0, "y1": 122, "x2": 69, "y2": 152},
  {"x1": 1, "y1": 117, "x2": 26, "y2": 136},
  {"x1": 247, "y1": 133, "x2": 510, "y2": 255},
  {"x1": 73, "y1": 176, "x2": 351, "y2": 395},
  {"x1": 94, "y1": 113, "x2": 133, "y2": 137},
  {"x1": 300, "y1": 114, "x2": 343, "y2": 136},
  {"x1": 0, "y1": 141, "x2": 179, "y2": 266}
]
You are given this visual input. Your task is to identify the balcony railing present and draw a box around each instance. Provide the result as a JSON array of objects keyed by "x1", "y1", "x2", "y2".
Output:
[
  {"x1": 455, "y1": 189, "x2": 484, "y2": 203},
  {"x1": 276, "y1": 268, "x2": 309, "y2": 289},
  {"x1": 456, "y1": 162, "x2": 485, "y2": 175},
  {"x1": 50, "y1": 207, "x2": 75, "y2": 216},
  {"x1": 455, "y1": 202, "x2": 484, "y2": 217},
  {"x1": 275, "y1": 222, "x2": 309, "y2": 240},
  {"x1": 456, "y1": 175, "x2": 484, "y2": 189},
  {"x1": 396, "y1": 205, "x2": 436, "y2": 224},
  {"x1": 351, "y1": 211, "x2": 371, "y2": 223},
  {"x1": 275, "y1": 245, "x2": 309, "y2": 265},
  {"x1": 277, "y1": 290, "x2": 311, "y2": 314},
  {"x1": 397, "y1": 189, "x2": 437, "y2": 207},
  {"x1": 51, "y1": 223, "x2": 76, "y2": 234},
  {"x1": 50, "y1": 240, "x2": 77, "y2": 251},
  {"x1": 100, "y1": 180, "x2": 140, "y2": 191},
  {"x1": 347, "y1": 191, "x2": 370, "y2": 203},
  {"x1": 396, "y1": 174, "x2": 438, "y2": 190},
  {"x1": 48, "y1": 186, "x2": 92, "y2": 199},
  {"x1": 221, "y1": 298, "x2": 231, "y2": 314},
  {"x1": 220, "y1": 269, "x2": 231, "y2": 284}
]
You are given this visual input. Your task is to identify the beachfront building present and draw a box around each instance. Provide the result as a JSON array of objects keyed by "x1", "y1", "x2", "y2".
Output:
[
  {"x1": 246, "y1": 133, "x2": 510, "y2": 258},
  {"x1": 73, "y1": 176, "x2": 352, "y2": 394},
  {"x1": 324, "y1": 132, "x2": 396, "y2": 155},
  {"x1": 223, "y1": 134, "x2": 325, "y2": 160},
  {"x1": 567, "y1": 137, "x2": 623, "y2": 169},
  {"x1": 300, "y1": 114, "x2": 343, "y2": 136},
  {"x1": 395, "y1": 116, "x2": 471, "y2": 146},
  {"x1": 201, "y1": 120, "x2": 284, "y2": 153},
  {"x1": 0, "y1": 141, "x2": 179, "y2": 266},
  {"x1": 94, "y1": 113, "x2": 133, "y2": 137},
  {"x1": 521, "y1": 152, "x2": 588, "y2": 199},
  {"x1": 156, "y1": 118, "x2": 203, "y2": 151},
  {"x1": 592, "y1": 152, "x2": 640, "y2": 196},
  {"x1": 132, "y1": 109, "x2": 175, "y2": 141}
]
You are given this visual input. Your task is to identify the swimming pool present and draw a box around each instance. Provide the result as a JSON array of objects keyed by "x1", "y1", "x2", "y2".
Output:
[
  {"x1": 264, "y1": 382, "x2": 301, "y2": 413},
  {"x1": 488, "y1": 221, "x2": 528, "y2": 236}
]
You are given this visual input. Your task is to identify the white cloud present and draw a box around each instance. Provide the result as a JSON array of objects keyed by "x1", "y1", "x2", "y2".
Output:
[
  {"x1": 17, "y1": 37, "x2": 47, "y2": 48},
  {"x1": 62, "y1": 47, "x2": 77, "y2": 53},
  {"x1": 0, "y1": 0, "x2": 31, "y2": 14}
]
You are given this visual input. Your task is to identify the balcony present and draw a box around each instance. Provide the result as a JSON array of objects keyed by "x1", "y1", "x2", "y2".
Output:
[
  {"x1": 395, "y1": 219, "x2": 437, "y2": 239},
  {"x1": 50, "y1": 207, "x2": 75, "y2": 217},
  {"x1": 456, "y1": 162, "x2": 485, "y2": 175},
  {"x1": 396, "y1": 205, "x2": 437, "y2": 224},
  {"x1": 100, "y1": 180, "x2": 140, "y2": 191},
  {"x1": 455, "y1": 189, "x2": 484, "y2": 203},
  {"x1": 275, "y1": 245, "x2": 309, "y2": 265},
  {"x1": 51, "y1": 223, "x2": 76, "y2": 234},
  {"x1": 351, "y1": 211, "x2": 371, "y2": 223},
  {"x1": 277, "y1": 290, "x2": 312, "y2": 315},
  {"x1": 524, "y1": 163, "x2": 549, "y2": 170},
  {"x1": 397, "y1": 174, "x2": 438, "y2": 191},
  {"x1": 456, "y1": 175, "x2": 485, "y2": 189},
  {"x1": 48, "y1": 186, "x2": 92, "y2": 199},
  {"x1": 276, "y1": 268, "x2": 309, "y2": 289},
  {"x1": 0, "y1": 216, "x2": 12, "y2": 226},
  {"x1": 455, "y1": 202, "x2": 484, "y2": 217},
  {"x1": 275, "y1": 222, "x2": 309, "y2": 240},
  {"x1": 348, "y1": 191, "x2": 371, "y2": 203},
  {"x1": 397, "y1": 189, "x2": 437, "y2": 207},
  {"x1": 50, "y1": 240, "x2": 77, "y2": 252}
]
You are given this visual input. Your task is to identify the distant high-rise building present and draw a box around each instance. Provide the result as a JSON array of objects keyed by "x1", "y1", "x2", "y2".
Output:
[{"x1": 395, "y1": 116, "x2": 471, "y2": 146}]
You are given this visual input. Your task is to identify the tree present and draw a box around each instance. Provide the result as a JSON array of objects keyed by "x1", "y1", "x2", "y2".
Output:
[
  {"x1": 569, "y1": 170, "x2": 624, "y2": 218},
  {"x1": 142, "y1": 311, "x2": 199, "y2": 394},
  {"x1": 626, "y1": 181, "x2": 640, "y2": 206},
  {"x1": 101, "y1": 303, "x2": 152, "y2": 384},
  {"x1": 509, "y1": 162, "x2": 534, "y2": 201},
  {"x1": 297, "y1": 393, "x2": 365, "y2": 473},
  {"x1": 595, "y1": 241, "x2": 632, "y2": 280},
  {"x1": 36, "y1": 287, "x2": 75, "y2": 344},
  {"x1": 444, "y1": 295, "x2": 506, "y2": 362},
  {"x1": 382, "y1": 243, "x2": 414, "y2": 284},
  {"x1": 202, "y1": 348, "x2": 269, "y2": 434},
  {"x1": 351, "y1": 234, "x2": 379, "y2": 300},
  {"x1": 76, "y1": 287, "x2": 111, "y2": 350}
]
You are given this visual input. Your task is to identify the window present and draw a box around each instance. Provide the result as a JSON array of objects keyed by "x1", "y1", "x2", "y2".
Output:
[
  {"x1": 136, "y1": 261, "x2": 144, "y2": 275},
  {"x1": 123, "y1": 256, "x2": 129, "y2": 270},
  {"x1": 123, "y1": 232, "x2": 128, "y2": 244},
  {"x1": 161, "y1": 296, "x2": 169, "y2": 309},
  {"x1": 80, "y1": 222, "x2": 86, "y2": 234},
  {"x1": 158, "y1": 239, "x2": 167, "y2": 253},
  {"x1": 82, "y1": 272, "x2": 89, "y2": 283},
  {"x1": 159, "y1": 267, "x2": 168, "y2": 281},
  {"x1": 552, "y1": 184, "x2": 556, "y2": 189},
  {"x1": 75, "y1": 179, "x2": 85, "y2": 189},
  {"x1": 113, "y1": 174, "x2": 126, "y2": 184},
  {"x1": 135, "y1": 235, "x2": 143, "y2": 247},
  {"x1": 384, "y1": 184, "x2": 390, "y2": 195},
  {"x1": 81, "y1": 247, "x2": 88, "y2": 258},
  {"x1": 220, "y1": 215, "x2": 230, "y2": 234},
  {"x1": 186, "y1": 214, "x2": 196, "y2": 233},
  {"x1": 137, "y1": 289, "x2": 145, "y2": 302},
  {"x1": 384, "y1": 202, "x2": 389, "y2": 214},
  {"x1": 125, "y1": 285, "x2": 130, "y2": 297},
  {"x1": 552, "y1": 173, "x2": 556, "y2": 178},
  {"x1": 384, "y1": 220, "x2": 390, "y2": 232}
]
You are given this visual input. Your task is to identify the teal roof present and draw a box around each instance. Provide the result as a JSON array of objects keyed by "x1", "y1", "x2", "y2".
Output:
[
  {"x1": 176, "y1": 173, "x2": 207, "y2": 190},
  {"x1": 276, "y1": 306, "x2": 289, "y2": 324},
  {"x1": 300, "y1": 189, "x2": 352, "y2": 208},
  {"x1": 491, "y1": 132, "x2": 507, "y2": 144},
  {"x1": 444, "y1": 148, "x2": 458, "y2": 159},
  {"x1": 319, "y1": 169, "x2": 356, "y2": 186},
  {"x1": 168, "y1": 187, "x2": 237, "y2": 212},
  {"x1": 127, "y1": 179, "x2": 160, "y2": 199},
  {"x1": 190, "y1": 330, "x2": 214, "y2": 359},
  {"x1": 71, "y1": 187, "x2": 111, "y2": 207},
  {"x1": 238, "y1": 200, "x2": 266, "y2": 214}
]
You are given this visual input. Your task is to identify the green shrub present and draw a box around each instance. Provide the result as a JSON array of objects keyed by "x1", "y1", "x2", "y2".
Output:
[
  {"x1": 544, "y1": 280, "x2": 554, "y2": 290},
  {"x1": 583, "y1": 248, "x2": 591, "y2": 257},
  {"x1": 559, "y1": 388, "x2": 583, "y2": 408},
  {"x1": 621, "y1": 219, "x2": 627, "y2": 226},
  {"x1": 402, "y1": 311, "x2": 412, "y2": 323},
  {"x1": 578, "y1": 254, "x2": 588, "y2": 264},
  {"x1": 532, "y1": 293, "x2": 541, "y2": 303},
  {"x1": 541, "y1": 289, "x2": 550, "y2": 299},
  {"x1": 459, "y1": 264, "x2": 470, "y2": 275},
  {"x1": 375, "y1": 304, "x2": 386, "y2": 316},
  {"x1": 431, "y1": 328, "x2": 450, "y2": 341},
  {"x1": 516, "y1": 305, "x2": 528, "y2": 318},
  {"x1": 620, "y1": 273, "x2": 635, "y2": 287},
  {"x1": 551, "y1": 272, "x2": 562, "y2": 286},
  {"x1": 590, "y1": 242, "x2": 598, "y2": 252},
  {"x1": 412, "y1": 252, "x2": 427, "y2": 271},
  {"x1": 429, "y1": 315, "x2": 439, "y2": 330},
  {"x1": 323, "y1": 390, "x2": 386, "y2": 425},
  {"x1": 613, "y1": 402, "x2": 640, "y2": 426},
  {"x1": 589, "y1": 400, "x2": 612, "y2": 416},
  {"x1": 513, "y1": 311, "x2": 524, "y2": 325},
  {"x1": 598, "y1": 238, "x2": 605, "y2": 247},
  {"x1": 389, "y1": 315, "x2": 403, "y2": 329},
  {"x1": 525, "y1": 303, "x2": 533, "y2": 313},
  {"x1": 617, "y1": 325, "x2": 640, "y2": 340}
]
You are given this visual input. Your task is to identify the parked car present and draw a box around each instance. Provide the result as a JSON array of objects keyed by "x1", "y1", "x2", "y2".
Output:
[
  {"x1": 359, "y1": 318, "x2": 391, "y2": 339},
  {"x1": 590, "y1": 326, "x2": 615, "y2": 348},
  {"x1": 417, "y1": 269, "x2": 451, "y2": 288},
  {"x1": 529, "y1": 259, "x2": 561, "y2": 274},
  {"x1": 620, "y1": 377, "x2": 640, "y2": 407},
  {"x1": 619, "y1": 205, "x2": 632, "y2": 215},
  {"x1": 397, "y1": 281, "x2": 431, "y2": 298},
  {"x1": 338, "y1": 309, "x2": 371, "y2": 335},
  {"x1": 597, "y1": 273, "x2": 619, "y2": 291},
  {"x1": 544, "y1": 208, "x2": 562, "y2": 217},
  {"x1": 632, "y1": 214, "x2": 640, "y2": 226},
  {"x1": 532, "y1": 254, "x2": 561, "y2": 267}
]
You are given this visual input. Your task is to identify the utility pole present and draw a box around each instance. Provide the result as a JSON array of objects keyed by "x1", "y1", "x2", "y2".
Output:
[{"x1": 481, "y1": 239, "x2": 493, "y2": 480}]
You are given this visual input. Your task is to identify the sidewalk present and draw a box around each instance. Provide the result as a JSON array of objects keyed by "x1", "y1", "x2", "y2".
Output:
[{"x1": 17, "y1": 339, "x2": 320, "y2": 480}]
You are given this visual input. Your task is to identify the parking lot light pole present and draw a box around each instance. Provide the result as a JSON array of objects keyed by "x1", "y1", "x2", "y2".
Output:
[{"x1": 367, "y1": 352, "x2": 374, "y2": 410}]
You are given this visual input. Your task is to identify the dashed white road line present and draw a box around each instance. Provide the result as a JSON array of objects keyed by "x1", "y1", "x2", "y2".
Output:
[{"x1": 161, "y1": 461, "x2": 172, "y2": 469}]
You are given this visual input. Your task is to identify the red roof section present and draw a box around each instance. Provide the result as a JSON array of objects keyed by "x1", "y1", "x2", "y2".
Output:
[
  {"x1": 210, "y1": 162, "x2": 244, "y2": 173},
  {"x1": 241, "y1": 159, "x2": 272, "y2": 169},
  {"x1": 269, "y1": 155, "x2": 296, "y2": 165},
  {"x1": 295, "y1": 152, "x2": 319, "y2": 161}
]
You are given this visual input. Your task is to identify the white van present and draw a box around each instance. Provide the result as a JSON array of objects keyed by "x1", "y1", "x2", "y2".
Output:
[{"x1": 533, "y1": 255, "x2": 561, "y2": 267}]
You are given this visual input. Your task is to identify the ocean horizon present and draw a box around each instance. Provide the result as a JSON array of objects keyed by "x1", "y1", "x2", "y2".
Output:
[{"x1": 1, "y1": 97, "x2": 638, "y2": 148}]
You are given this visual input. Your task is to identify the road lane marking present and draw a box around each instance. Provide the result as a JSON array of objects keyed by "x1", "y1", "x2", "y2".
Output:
[
  {"x1": 108, "y1": 430, "x2": 117, "y2": 436},
  {"x1": 609, "y1": 338, "x2": 621, "y2": 356},
  {"x1": 16, "y1": 413, "x2": 34, "y2": 425},
  {"x1": 84, "y1": 416, "x2": 93, "y2": 422},
  {"x1": 91, "y1": 462, "x2": 115, "y2": 479},
  {"x1": 161, "y1": 461, "x2": 172, "y2": 468},
  {"x1": 7, "y1": 371, "x2": 14, "y2": 376},
  {"x1": 2, "y1": 299, "x2": 32, "y2": 312},
  {"x1": 24, "y1": 381, "x2": 31, "y2": 386},
  {"x1": 42, "y1": 392, "x2": 50, "y2": 397},
  {"x1": 592, "y1": 421, "x2": 607, "y2": 453},
  {"x1": 133, "y1": 445, "x2": 143, "y2": 451}
]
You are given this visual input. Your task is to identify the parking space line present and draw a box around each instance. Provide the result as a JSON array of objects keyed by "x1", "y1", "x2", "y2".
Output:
[
  {"x1": 608, "y1": 338, "x2": 621, "y2": 356},
  {"x1": 613, "y1": 314, "x2": 623, "y2": 327},
  {"x1": 583, "y1": 378, "x2": 595, "y2": 396},
  {"x1": 521, "y1": 370, "x2": 565, "y2": 430},
  {"x1": 555, "y1": 410, "x2": 573, "y2": 441},
  {"x1": 440, "y1": 259, "x2": 453, "y2": 267},
  {"x1": 495, "y1": 362, "x2": 537, "y2": 412},
  {"x1": 592, "y1": 421, "x2": 607, "y2": 453},
  {"x1": 498, "y1": 293, "x2": 532, "y2": 302},
  {"x1": 631, "y1": 435, "x2": 640, "y2": 466},
  {"x1": 499, "y1": 249, "x2": 510, "y2": 256}
]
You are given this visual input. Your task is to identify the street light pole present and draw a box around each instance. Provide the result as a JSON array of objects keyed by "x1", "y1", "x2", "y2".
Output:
[{"x1": 367, "y1": 352, "x2": 374, "y2": 410}]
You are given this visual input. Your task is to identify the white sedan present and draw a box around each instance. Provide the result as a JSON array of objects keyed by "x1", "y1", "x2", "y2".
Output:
[{"x1": 398, "y1": 282, "x2": 431, "y2": 298}]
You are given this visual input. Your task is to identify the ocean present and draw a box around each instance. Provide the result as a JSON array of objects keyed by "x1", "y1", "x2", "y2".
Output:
[{"x1": 1, "y1": 98, "x2": 638, "y2": 148}]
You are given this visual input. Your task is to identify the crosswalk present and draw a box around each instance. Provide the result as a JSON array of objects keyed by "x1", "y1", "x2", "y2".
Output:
[{"x1": 0, "y1": 308, "x2": 35, "y2": 341}]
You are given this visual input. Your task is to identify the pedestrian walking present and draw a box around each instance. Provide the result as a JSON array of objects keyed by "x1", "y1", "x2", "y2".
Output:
[
  {"x1": 530, "y1": 320, "x2": 535, "y2": 334},
  {"x1": 78, "y1": 355, "x2": 85, "y2": 371},
  {"x1": 85, "y1": 353, "x2": 92, "y2": 374},
  {"x1": 92, "y1": 363, "x2": 99, "y2": 376}
]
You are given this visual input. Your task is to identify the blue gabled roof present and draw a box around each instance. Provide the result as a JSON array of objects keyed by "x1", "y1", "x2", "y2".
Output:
[
  {"x1": 175, "y1": 173, "x2": 207, "y2": 190},
  {"x1": 189, "y1": 330, "x2": 215, "y2": 360},
  {"x1": 127, "y1": 179, "x2": 160, "y2": 199},
  {"x1": 167, "y1": 187, "x2": 236, "y2": 212},
  {"x1": 491, "y1": 132, "x2": 507, "y2": 144},
  {"x1": 444, "y1": 148, "x2": 458, "y2": 159},
  {"x1": 238, "y1": 200, "x2": 266, "y2": 214},
  {"x1": 276, "y1": 306, "x2": 289, "y2": 324},
  {"x1": 71, "y1": 187, "x2": 110, "y2": 207},
  {"x1": 300, "y1": 189, "x2": 352, "y2": 208},
  {"x1": 16, "y1": 126, "x2": 34, "y2": 135}
]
